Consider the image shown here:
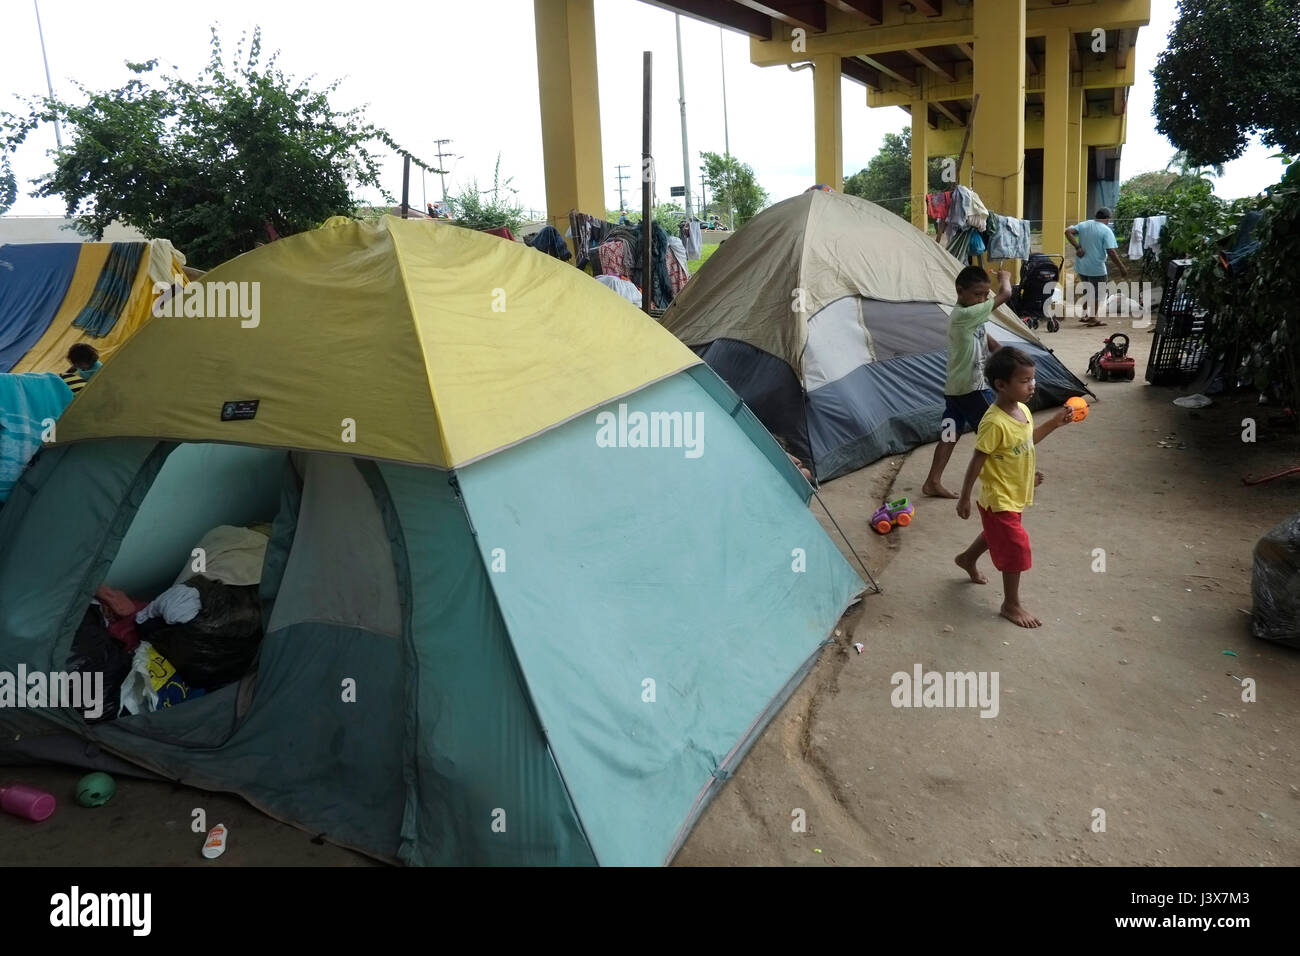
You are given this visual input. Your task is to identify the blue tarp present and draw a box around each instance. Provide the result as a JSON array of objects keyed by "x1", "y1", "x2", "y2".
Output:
[{"x1": 0, "y1": 243, "x2": 80, "y2": 372}]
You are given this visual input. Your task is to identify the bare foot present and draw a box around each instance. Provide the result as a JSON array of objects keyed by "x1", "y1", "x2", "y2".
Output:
[
  {"x1": 955, "y1": 553, "x2": 987, "y2": 584},
  {"x1": 1000, "y1": 602, "x2": 1042, "y2": 628},
  {"x1": 923, "y1": 481, "x2": 959, "y2": 499}
]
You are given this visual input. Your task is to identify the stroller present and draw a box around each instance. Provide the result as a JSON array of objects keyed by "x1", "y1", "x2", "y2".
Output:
[{"x1": 1008, "y1": 253, "x2": 1063, "y2": 333}]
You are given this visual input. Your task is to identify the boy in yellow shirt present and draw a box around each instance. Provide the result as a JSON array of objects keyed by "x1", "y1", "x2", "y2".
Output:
[{"x1": 955, "y1": 347, "x2": 1075, "y2": 628}]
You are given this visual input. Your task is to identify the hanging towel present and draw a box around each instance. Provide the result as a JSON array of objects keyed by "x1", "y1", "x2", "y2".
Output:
[
  {"x1": 680, "y1": 218, "x2": 702, "y2": 260},
  {"x1": 987, "y1": 215, "x2": 1031, "y2": 260},
  {"x1": 71, "y1": 242, "x2": 146, "y2": 338},
  {"x1": 0, "y1": 371, "x2": 73, "y2": 502},
  {"x1": 1128, "y1": 218, "x2": 1145, "y2": 259},
  {"x1": 1144, "y1": 215, "x2": 1166, "y2": 254}
]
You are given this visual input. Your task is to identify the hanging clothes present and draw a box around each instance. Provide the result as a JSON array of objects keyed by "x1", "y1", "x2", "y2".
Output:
[
  {"x1": 946, "y1": 185, "x2": 989, "y2": 233},
  {"x1": 1144, "y1": 215, "x2": 1167, "y2": 254},
  {"x1": 666, "y1": 236, "x2": 689, "y2": 297},
  {"x1": 925, "y1": 191, "x2": 952, "y2": 223},
  {"x1": 1128, "y1": 218, "x2": 1145, "y2": 259},
  {"x1": 530, "y1": 225, "x2": 572, "y2": 261},
  {"x1": 986, "y1": 215, "x2": 1030, "y2": 260},
  {"x1": 597, "y1": 238, "x2": 635, "y2": 279},
  {"x1": 679, "y1": 218, "x2": 703, "y2": 260}
]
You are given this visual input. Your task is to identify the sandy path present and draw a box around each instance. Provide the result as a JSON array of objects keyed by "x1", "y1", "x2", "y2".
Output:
[{"x1": 677, "y1": 323, "x2": 1300, "y2": 866}]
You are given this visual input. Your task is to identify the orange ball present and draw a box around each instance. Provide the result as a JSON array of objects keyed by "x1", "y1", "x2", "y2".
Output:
[{"x1": 1066, "y1": 396, "x2": 1089, "y2": 422}]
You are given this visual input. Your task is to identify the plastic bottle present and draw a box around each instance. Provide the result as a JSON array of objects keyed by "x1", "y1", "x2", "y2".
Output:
[
  {"x1": 202, "y1": 823, "x2": 228, "y2": 859},
  {"x1": 0, "y1": 783, "x2": 57, "y2": 822}
]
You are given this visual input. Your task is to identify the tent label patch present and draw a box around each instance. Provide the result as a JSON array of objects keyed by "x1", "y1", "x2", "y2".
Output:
[{"x1": 221, "y1": 400, "x2": 259, "y2": 422}]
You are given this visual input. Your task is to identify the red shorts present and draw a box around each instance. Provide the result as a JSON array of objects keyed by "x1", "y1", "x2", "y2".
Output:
[{"x1": 978, "y1": 506, "x2": 1032, "y2": 572}]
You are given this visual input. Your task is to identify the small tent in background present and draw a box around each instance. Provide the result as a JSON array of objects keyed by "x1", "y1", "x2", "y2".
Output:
[
  {"x1": 661, "y1": 191, "x2": 1090, "y2": 482},
  {"x1": 0, "y1": 239, "x2": 187, "y2": 374},
  {"x1": 0, "y1": 216, "x2": 863, "y2": 866}
]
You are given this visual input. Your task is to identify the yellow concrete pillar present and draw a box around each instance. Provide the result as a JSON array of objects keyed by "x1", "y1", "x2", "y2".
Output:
[
  {"x1": 911, "y1": 105, "x2": 928, "y2": 231},
  {"x1": 1041, "y1": 28, "x2": 1070, "y2": 257},
  {"x1": 1079, "y1": 140, "x2": 1091, "y2": 223},
  {"x1": 971, "y1": 0, "x2": 1025, "y2": 278},
  {"x1": 1065, "y1": 84, "x2": 1083, "y2": 241},
  {"x1": 813, "y1": 54, "x2": 843, "y2": 190},
  {"x1": 534, "y1": 0, "x2": 606, "y2": 253}
]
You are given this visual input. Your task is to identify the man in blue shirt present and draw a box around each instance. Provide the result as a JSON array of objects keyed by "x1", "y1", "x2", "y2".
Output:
[{"x1": 1066, "y1": 208, "x2": 1127, "y2": 326}]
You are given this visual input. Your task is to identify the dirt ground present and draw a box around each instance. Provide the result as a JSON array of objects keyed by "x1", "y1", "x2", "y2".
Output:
[
  {"x1": 678, "y1": 321, "x2": 1300, "y2": 866},
  {"x1": 2, "y1": 320, "x2": 1297, "y2": 867}
]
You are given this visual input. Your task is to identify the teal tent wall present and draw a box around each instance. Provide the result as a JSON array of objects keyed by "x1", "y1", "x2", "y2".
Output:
[{"x1": 457, "y1": 369, "x2": 863, "y2": 865}]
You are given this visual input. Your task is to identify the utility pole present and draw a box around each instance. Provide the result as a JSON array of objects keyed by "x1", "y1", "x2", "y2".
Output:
[
  {"x1": 433, "y1": 138, "x2": 453, "y2": 204},
  {"x1": 675, "y1": 15, "x2": 693, "y2": 219},
  {"x1": 699, "y1": 169, "x2": 708, "y2": 218},
  {"x1": 615, "y1": 163, "x2": 631, "y2": 212},
  {"x1": 33, "y1": 0, "x2": 62, "y2": 149},
  {"x1": 720, "y1": 28, "x2": 733, "y2": 229},
  {"x1": 720, "y1": 29, "x2": 730, "y2": 159}
]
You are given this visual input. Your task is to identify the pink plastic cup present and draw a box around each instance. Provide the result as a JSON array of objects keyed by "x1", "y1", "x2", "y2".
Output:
[{"x1": 0, "y1": 784, "x2": 57, "y2": 822}]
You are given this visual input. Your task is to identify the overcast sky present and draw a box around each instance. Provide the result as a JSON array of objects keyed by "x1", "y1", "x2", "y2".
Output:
[{"x1": 1, "y1": 0, "x2": 1287, "y2": 221}]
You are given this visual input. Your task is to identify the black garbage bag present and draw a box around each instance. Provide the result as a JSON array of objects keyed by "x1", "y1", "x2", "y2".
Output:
[
  {"x1": 1250, "y1": 513, "x2": 1300, "y2": 648},
  {"x1": 66, "y1": 607, "x2": 131, "y2": 722},
  {"x1": 140, "y1": 575, "x2": 264, "y2": 689}
]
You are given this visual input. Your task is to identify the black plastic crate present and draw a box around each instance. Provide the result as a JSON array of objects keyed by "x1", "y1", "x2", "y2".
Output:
[{"x1": 1146, "y1": 259, "x2": 1210, "y2": 386}]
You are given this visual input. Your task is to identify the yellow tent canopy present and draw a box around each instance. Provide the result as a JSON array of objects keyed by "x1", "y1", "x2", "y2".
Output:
[{"x1": 56, "y1": 216, "x2": 700, "y2": 468}]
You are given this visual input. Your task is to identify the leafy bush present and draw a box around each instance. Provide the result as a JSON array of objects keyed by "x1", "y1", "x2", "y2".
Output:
[
  {"x1": 1180, "y1": 160, "x2": 1298, "y2": 412},
  {"x1": 450, "y1": 154, "x2": 525, "y2": 233}
]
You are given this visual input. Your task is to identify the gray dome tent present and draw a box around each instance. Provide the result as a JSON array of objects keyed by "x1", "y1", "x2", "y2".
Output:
[{"x1": 662, "y1": 190, "x2": 1090, "y2": 481}]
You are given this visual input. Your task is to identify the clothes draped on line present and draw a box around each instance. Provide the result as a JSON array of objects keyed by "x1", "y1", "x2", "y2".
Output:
[
  {"x1": 946, "y1": 185, "x2": 989, "y2": 233},
  {"x1": 925, "y1": 191, "x2": 952, "y2": 223},
  {"x1": 594, "y1": 223, "x2": 681, "y2": 309},
  {"x1": 1128, "y1": 217, "x2": 1145, "y2": 259},
  {"x1": 530, "y1": 225, "x2": 572, "y2": 261},
  {"x1": 1144, "y1": 215, "x2": 1166, "y2": 255},
  {"x1": 987, "y1": 214, "x2": 1030, "y2": 260},
  {"x1": 571, "y1": 212, "x2": 612, "y2": 270},
  {"x1": 679, "y1": 218, "x2": 703, "y2": 261}
]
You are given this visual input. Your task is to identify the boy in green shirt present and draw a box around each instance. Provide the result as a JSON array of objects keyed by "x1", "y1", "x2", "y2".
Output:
[
  {"x1": 922, "y1": 266, "x2": 1008, "y2": 499},
  {"x1": 955, "y1": 347, "x2": 1075, "y2": 628}
]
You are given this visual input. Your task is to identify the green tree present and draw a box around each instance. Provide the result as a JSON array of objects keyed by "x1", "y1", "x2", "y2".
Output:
[
  {"x1": 0, "y1": 28, "x2": 437, "y2": 268},
  {"x1": 843, "y1": 127, "x2": 951, "y2": 222},
  {"x1": 0, "y1": 155, "x2": 14, "y2": 216},
  {"x1": 1153, "y1": 0, "x2": 1300, "y2": 166},
  {"x1": 1113, "y1": 168, "x2": 1210, "y2": 244},
  {"x1": 700, "y1": 151, "x2": 768, "y2": 227},
  {"x1": 449, "y1": 154, "x2": 525, "y2": 233}
]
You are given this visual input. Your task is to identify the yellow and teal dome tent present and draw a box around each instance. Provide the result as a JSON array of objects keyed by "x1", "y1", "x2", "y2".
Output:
[{"x1": 0, "y1": 216, "x2": 863, "y2": 865}]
